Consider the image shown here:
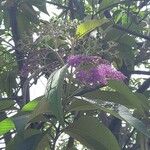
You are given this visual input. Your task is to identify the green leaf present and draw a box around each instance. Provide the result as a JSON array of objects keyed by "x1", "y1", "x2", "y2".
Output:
[
  {"x1": 76, "y1": 19, "x2": 108, "y2": 39},
  {"x1": 12, "y1": 99, "x2": 51, "y2": 132},
  {"x1": 143, "y1": 90, "x2": 150, "y2": 98},
  {"x1": 108, "y1": 80, "x2": 148, "y2": 114},
  {"x1": 21, "y1": 96, "x2": 44, "y2": 112},
  {"x1": 32, "y1": 0, "x2": 49, "y2": 15},
  {"x1": 82, "y1": 90, "x2": 134, "y2": 108},
  {"x1": 0, "y1": 71, "x2": 17, "y2": 97},
  {"x1": 0, "y1": 118, "x2": 15, "y2": 136},
  {"x1": 118, "y1": 105, "x2": 150, "y2": 138},
  {"x1": 68, "y1": 97, "x2": 123, "y2": 120},
  {"x1": 12, "y1": 114, "x2": 30, "y2": 132},
  {"x1": 105, "y1": 27, "x2": 123, "y2": 41},
  {"x1": 36, "y1": 134, "x2": 50, "y2": 150},
  {"x1": 45, "y1": 65, "x2": 68, "y2": 126},
  {"x1": 65, "y1": 116, "x2": 120, "y2": 150},
  {"x1": 71, "y1": 0, "x2": 85, "y2": 20},
  {"x1": 0, "y1": 100, "x2": 15, "y2": 112},
  {"x1": 113, "y1": 9, "x2": 122, "y2": 23},
  {"x1": 119, "y1": 34, "x2": 136, "y2": 47},
  {"x1": 118, "y1": 44, "x2": 135, "y2": 70},
  {"x1": 68, "y1": 97, "x2": 150, "y2": 138},
  {"x1": 30, "y1": 99, "x2": 52, "y2": 122},
  {"x1": 22, "y1": 101, "x2": 38, "y2": 112},
  {"x1": 6, "y1": 129, "x2": 45, "y2": 150},
  {"x1": 99, "y1": 0, "x2": 120, "y2": 12}
]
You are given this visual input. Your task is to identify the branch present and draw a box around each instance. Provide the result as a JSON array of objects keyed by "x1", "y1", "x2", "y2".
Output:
[
  {"x1": 136, "y1": 78, "x2": 150, "y2": 93},
  {"x1": 113, "y1": 24, "x2": 150, "y2": 41},
  {"x1": 7, "y1": 3, "x2": 30, "y2": 105},
  {"x1": 108, "y1": 118, "x2": 121, "y2": 141},
  {"x1": 0, "y1": 37, "x2": 15, "y2": 48},
  {"x1": 94, "y1": 1, "x2": 125, "y2": 16},
  {"x1": 66, "y1": 137, "x2": 74, "y2": 150},
  {"x1": 74, "y1": 85, "x2": 103, "y2": 96},
  {"x1": 135, "y1": 52, "x2": 150, "y2": 65},
  {"x1": 0, "y1": 96, "x2": 22, "y2": 101},
  {"x1": 122, "y1": 128, "x2": 136, "y2": 150},
  {"x1": 130, "y1": 70, "x2": 150, "y2": 75},
  {"x1": 46, "y1": 1, "x2": 68, "y2": 9},
  {"x1": 66, "y1": 112, "x2": 81, "y2": 150},
  {"x1": 123, "y1": 78, "x2": 150, "y2": 148}
]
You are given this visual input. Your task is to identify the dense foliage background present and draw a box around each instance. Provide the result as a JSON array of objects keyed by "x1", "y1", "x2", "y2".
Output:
[{"x1": 0, "y1": 0, "x2": 150, "y2": 149}]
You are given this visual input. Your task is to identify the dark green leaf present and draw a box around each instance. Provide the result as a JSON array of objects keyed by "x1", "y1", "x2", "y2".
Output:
[
  {"x1": 104, "y1": 27, "x2": 127, "y2": 42},
  {"x1": 118, "y1": 105, "x2": 150, "y2": 138},
  {"x1": 99, "y1": 0, "x2": 120, "y2": 12},
  {"x1": 118, "y1": 44, "x2": 135, "y2": 70},
  {"x1": 82, "y1": 90, "x2": 133, "y2": 108},
  {"x1": 32, "y1": 0, "x2": 49, "y2": 15},
  {"x1": 6, "y1": 129, "x2": 45, "y2": 150},
  {"x1": 0, "y1": 100, "x2": 15, "y2": 112},
  {"x1": 68, "y1": 97, "x2": 150, "y2": 138},
  {"x1": 12, "y1": 114, "x2": 30, "y2": 132},
  {"x1": 72, "y1": 0, "x2": 85, "y2": 20},
  {"x1": 45, "y1": 65, "x2": 68, "y2": 126},
  {"x1": 30, "y1": 99, "x2": 52, "y2": 122},
  {"x1": 68, "y1": 97, "x2": 123, "y2": 120},
  {"x1": 108, "y1": 80, "x2": 148, "y2": 114},
  {"x1": 65, "y1": 116, "x2": 120, "y2": 150}
]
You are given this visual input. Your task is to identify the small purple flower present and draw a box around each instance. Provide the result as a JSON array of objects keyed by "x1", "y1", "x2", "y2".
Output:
[
  {"x1": 67, "y1": 55, "x2": 109, "y2": 67},
  {"x1": 76, "y1": 70, "x2": 88, "y2": 83},
  {"x1": 96, "y1": 64, "x2": 126, "y2": 84},
  {"x1": 67, "y1": 55, "x2": 126, "y2": 85},
  {"x1": 67, "y1": 55, "x2": 83, "y2": 67}
]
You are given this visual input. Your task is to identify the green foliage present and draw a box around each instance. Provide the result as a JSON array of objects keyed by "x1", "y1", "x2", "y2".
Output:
[
  {"x1": 65, "y1": 116, "x2": 120, "y2": 150},
  {"x1": 0, "y1": 100, "x2": 15, "y2": 112},
  {"x1": 76, "y1": 19, "x2": 108, "y2": 38},
  {"x1": 108, "y1": 80, "x2": 149, "y2": 114},
  {"x1": 0, "y1": 118, "x2": 15, "y2": 136},
  {"x1": 118, "y1": 105, "x2": 150, "y2": 138},
  {"x1": 21, "y1": 96, "x2": 44, "y2": 112},
  {"x1": 6, "y1": 130, "x2": 45, "y2": 150},
  {"x1": 0, "y1": 0, "x2": 150, "y2": 149},
  {"x1": 68, "y1": 97, "x2": 150, "y2": 138},
  {"x1": 45, "y1": 65, "x2": 68, "y2": 126}
]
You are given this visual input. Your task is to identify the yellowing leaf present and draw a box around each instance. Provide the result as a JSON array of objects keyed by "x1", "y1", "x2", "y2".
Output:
[{"x1": 76, "y1": 19, "x2": 108, "y2": 39}]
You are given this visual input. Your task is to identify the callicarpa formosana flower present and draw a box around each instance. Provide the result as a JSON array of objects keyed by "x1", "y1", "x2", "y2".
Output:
[{"x1": 67, "y1": 55, "x2": 126, "y2": 85}]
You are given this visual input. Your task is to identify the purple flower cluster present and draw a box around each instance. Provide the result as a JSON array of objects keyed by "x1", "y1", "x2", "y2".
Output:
[
  {"x1": 67, "y1": 55, "x2": 109, "y2": 67},
  {"x1": 67, "y1": 55, "x2": 126, "y2": 85}
]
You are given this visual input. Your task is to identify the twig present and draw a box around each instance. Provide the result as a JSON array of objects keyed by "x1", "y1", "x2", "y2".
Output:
[
  {"x1": 74, "y1": 85, "x2": 103, "y2": 96},
  {"x1": 94, "y1": 1, "x2": 125, "y2": 16},
  {"x1": 46, "y1": 1, "x2": 68, "y2": 9},
  {"x1": 0, "y1": 37, "x2": 15, "y2": 48},
  {"x1": 66, "y1": 137, "x2": 74, "y2": 150},
  {"x1": 66, "y1": 112, "x2": 81, "y2": 149},
  {"x1": 135, "y1": 52, "x2": 150, "y2": 65},
  {"x1": 113, "y1": 24, "x2": 150, "y2": 41},
  {"x1": 136, "y1": 78, "x2": 150, "y2": 93},
  {"x1": 0, "y1": 96, "x2": 22, "y2": 101},
  {"x1": 123, "y1": 78, "x2": 150, "y2": 148},
  {"x1": 122, "y1": 128, "x2": 136, "y2": 150},
  {"x1": 130, "y1": 71, "x2": 150, "y2": 75}
]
